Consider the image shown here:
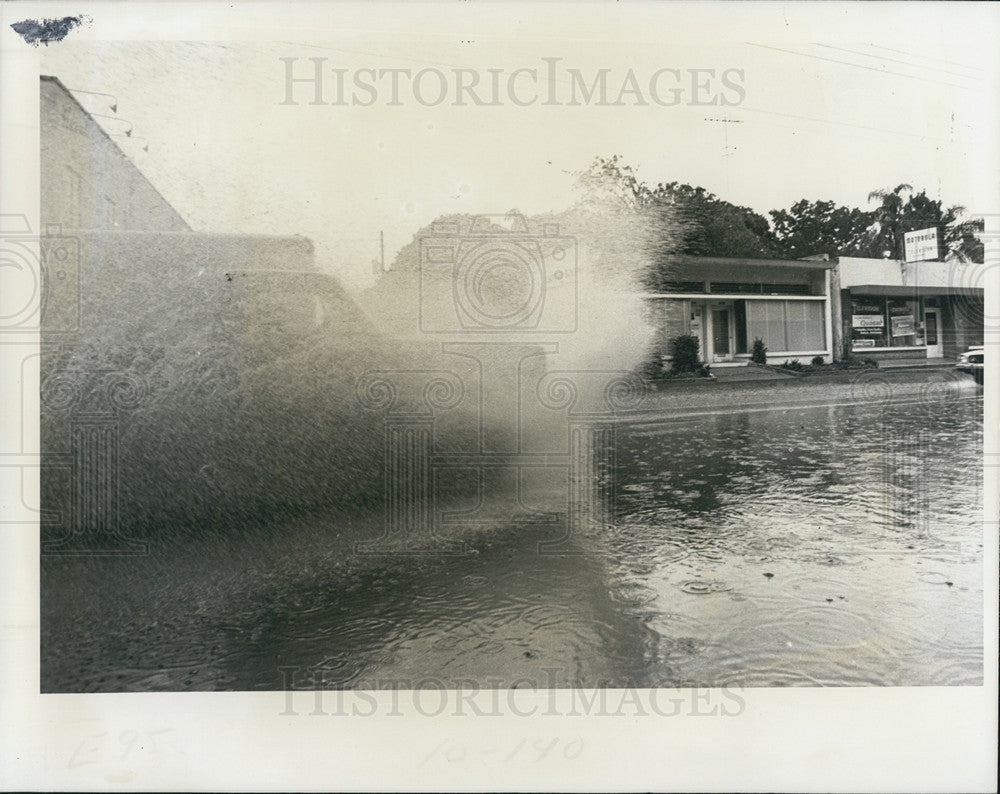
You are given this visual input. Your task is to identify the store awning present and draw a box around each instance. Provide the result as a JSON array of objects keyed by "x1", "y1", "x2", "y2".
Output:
[
  {"x1": 662, "y1": 255, "x2": 834, "y2": 271},
  {"x1": 846, "y1": 285, "x2": 984, "y2": 297}
]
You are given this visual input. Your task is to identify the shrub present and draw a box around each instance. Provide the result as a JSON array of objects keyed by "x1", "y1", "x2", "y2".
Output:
[
  {"x1": 780, "y1": 359, "x2": 805, "y2": 371},
  {"x1": 862, "y1": 357, "x2": 879, "y2": 368},
  {"x1": 750, "y1": 337, "x2": 767, "y2": 366},
  {"x1": 639, "y1": 353, "x2": 666, "y2": 381},
  {"x1": 668, "y1": 334, "x2": 701, "y2": 373},
  {"x1": 811, "y1": 355, "x2": 825, "y2": 366}
]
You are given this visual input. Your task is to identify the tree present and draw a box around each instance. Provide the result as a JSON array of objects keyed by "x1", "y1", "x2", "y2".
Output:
[
  {"x1": 944, "y1": 214, "x2": 984, "y2": 263},
  {"x1": 647, "y1": 181, "x2": 777, "y2": 259},
  {"x1": 567, "y1": 155, "x2": 686, "y2": 291},
  {"x1": 863, "y1": 187, "x2": 984, "y2": 262},
  {"x1": 767, "y1": 199, "x2": 875, "y2": 259},
  {"x1": 866, "y1": 183, "x2": 914, "y2": 258},
  {"x1": 568, "y1": 156, "x2": 778, "y2": 290},
  {"x1": 768, "y1": 187, "x2": 984, "y2": 263}
]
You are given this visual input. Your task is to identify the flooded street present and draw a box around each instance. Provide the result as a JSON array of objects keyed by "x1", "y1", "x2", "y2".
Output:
[
  {"x1": 41, "y1": 389, "x2": 984, "y2": 691},
  {"x1": 607, "y1": 392, "x2": 984, "y2": 687}
]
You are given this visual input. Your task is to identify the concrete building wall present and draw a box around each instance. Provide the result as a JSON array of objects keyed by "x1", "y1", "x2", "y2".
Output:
[
  {"x1": 938, "y1": 295, "x2": 984, "y2": 358},
  {"x1": 40, "y1": 229, "x2": 317, "y2": 338},
  {"x1": 838, "y1": 257, "x2": 902, "y2": 289},
  {"x1": 41, "y1": 76, "x2": 190, "y2": 232}
]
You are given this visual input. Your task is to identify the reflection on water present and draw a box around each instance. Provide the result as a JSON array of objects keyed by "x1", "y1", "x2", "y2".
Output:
[
  {"x1": 41, "y1": 396, "x2": 984, "y2": 691},
  {"x1": 607, "y1": 397, "x2": 984, "y2": 687}
]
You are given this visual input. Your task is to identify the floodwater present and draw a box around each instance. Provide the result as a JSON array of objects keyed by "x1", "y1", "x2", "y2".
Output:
[{"x1": 41, "y1": 389, "x2": 985, "y2": 691}]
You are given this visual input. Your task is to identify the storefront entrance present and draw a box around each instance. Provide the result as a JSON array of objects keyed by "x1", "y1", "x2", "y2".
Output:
[
  {"x1": 923, "y1": 307, "x2": 943, "y2": 357},
  {"x1": 711, "y1": 306, "x2": 735, "y2": 362},
  {"x1": 648, "y1": 291, "x2": 830, "y2": 367}
]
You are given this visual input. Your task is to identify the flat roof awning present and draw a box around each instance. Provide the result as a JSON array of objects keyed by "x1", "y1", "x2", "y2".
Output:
[
  {"x1": 661, "y1": 255, "x2": 834, "y2": 271},
  {"x1": 847, "y1": 285, "x2": 985, "y2": 297}
]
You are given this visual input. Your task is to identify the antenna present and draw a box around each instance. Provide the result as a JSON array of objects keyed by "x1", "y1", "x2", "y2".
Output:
[{"x1": 703, "y1": 116, "x2": 743, "y2": 194}]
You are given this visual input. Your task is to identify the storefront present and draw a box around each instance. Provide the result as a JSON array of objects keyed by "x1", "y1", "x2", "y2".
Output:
[
  {"x1": 836, "y1": 257, "x2": 984, "y2": 360},
  {"x1": 643, "y1": 256, "x2": 834, "y2": 366},
  {"x1": 849, "y1": 295, "x2": 928, "y2": 352}
]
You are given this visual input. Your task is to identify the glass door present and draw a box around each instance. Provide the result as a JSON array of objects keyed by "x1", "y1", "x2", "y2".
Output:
[
  {"x1": 924, "y1": 308, "x2": 942, "y2": 357},
  {"x1": 711, "y1": 307, "x2": 733, "y2": 361}
]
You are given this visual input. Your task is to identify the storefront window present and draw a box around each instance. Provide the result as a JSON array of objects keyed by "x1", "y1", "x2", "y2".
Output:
[
  {"x1": 746, "y1": 300, "x2": 825, "y2": 352},
  {"x1": 733, "y1": 301, "x2": 748, "y2": 353},
  {"x1": 850, "y1": 297, "x2": 886, "y2": 348},
  {"x1": 851, "y1": 296, "x2": 922, "y2": 349},
  {"x1": 887, "y1": 298, "x2": 919, "y2": 346}
]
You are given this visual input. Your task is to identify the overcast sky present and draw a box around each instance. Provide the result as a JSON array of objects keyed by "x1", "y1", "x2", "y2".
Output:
[{"x1": 34, "y1": 2, "x2": 1000, "y2": 290}]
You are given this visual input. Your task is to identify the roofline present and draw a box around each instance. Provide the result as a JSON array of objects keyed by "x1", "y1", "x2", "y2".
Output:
[
  {"x1": 41, "y1": 227, "x2": 312, "y2": 243},
  {"x1": 662, "y1": 254, "x2": 834, "y2": 270},
  {"x1": 844, "y1": 284, "x2": 984, "y2": 297},
  {"x1": 40, "y1": 74, "x2": 191, "y2": 231}
]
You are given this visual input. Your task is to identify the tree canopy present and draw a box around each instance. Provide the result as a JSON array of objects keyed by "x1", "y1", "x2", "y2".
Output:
[
  {"x1": 376, "y1": 156, "x2": 985, "y2": 292},
  {"x1": 771, "y1": 184, "x2": 983, "y2": 262},
  {"x1": 767, "y1": 199, "x2": 874, "y2": 260},
  {"x1": 570, "y1": 157, "x2": 985, "y2": 264}
]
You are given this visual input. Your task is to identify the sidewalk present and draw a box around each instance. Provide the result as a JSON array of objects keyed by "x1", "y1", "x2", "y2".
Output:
[
  {"x1": 628, "y1": 365, "x2": 980, "y2": 420},
  {"x1": 876, "y1": 357, "x2": 955, "y2": 370},
  {"x1": 709, "y1": 365, "x2": 794, "y2": 383}
]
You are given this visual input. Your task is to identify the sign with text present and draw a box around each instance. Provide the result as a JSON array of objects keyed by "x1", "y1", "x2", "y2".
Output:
[
  {"x1": 904, "y1": 227, "x2": 939, "y2": 262},
  {"x1": 890, "y1": 314, "x2": 916, "y2": 336},
  {"x1": 852, "y1": 314, "x2": 884, "y2": 328}
]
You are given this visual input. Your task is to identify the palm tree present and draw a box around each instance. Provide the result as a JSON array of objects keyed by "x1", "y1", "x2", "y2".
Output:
[{"x1": 867, "y1": 184, "x2": 913, "y2": 259}]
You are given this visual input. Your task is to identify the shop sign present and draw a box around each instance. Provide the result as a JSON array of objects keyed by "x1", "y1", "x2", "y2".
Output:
[
  {"x1": 904, "y1": 227, "x2": 939, "y2": 262},
  {"x1": 852, "y1": 314, "x2": 885, "y2": 328},
  {"x1": 890, "y1": 315, "x2": 916, "y2": 336},
  {"x1": 853, "y1": 338, "x2": 876, "y2": 347}
]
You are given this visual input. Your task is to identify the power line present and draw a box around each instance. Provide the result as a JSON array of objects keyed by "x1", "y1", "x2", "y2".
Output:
[
  {"x1": 746, "y1": 43, "x2": 981, "y2": 91},
  {"x1": 815, "y1": 43, "x2": 983, "y2": 81},
  {"x1": 737, "y1": 104, "x2": 955, "y2": 144},
  {"x1": 863, "y1": 43, "x2": 985, "y2": 74}
]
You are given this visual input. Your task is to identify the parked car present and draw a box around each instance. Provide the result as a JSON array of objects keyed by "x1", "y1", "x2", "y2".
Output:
[{"x1": 956, "y1": 345, "x2": 984, "y2": 383}]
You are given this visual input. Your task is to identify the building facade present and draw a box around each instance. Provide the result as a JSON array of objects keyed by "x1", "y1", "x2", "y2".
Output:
[
  {"x1": 41, "y1": 75, "x2": 190, "y2": 232},
  {"x1": 643, "y1": 255, "x2": 835, "y2": 366},
  {"x1": 834, "y1": 256, "x2": 984, "y2": 361}
]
